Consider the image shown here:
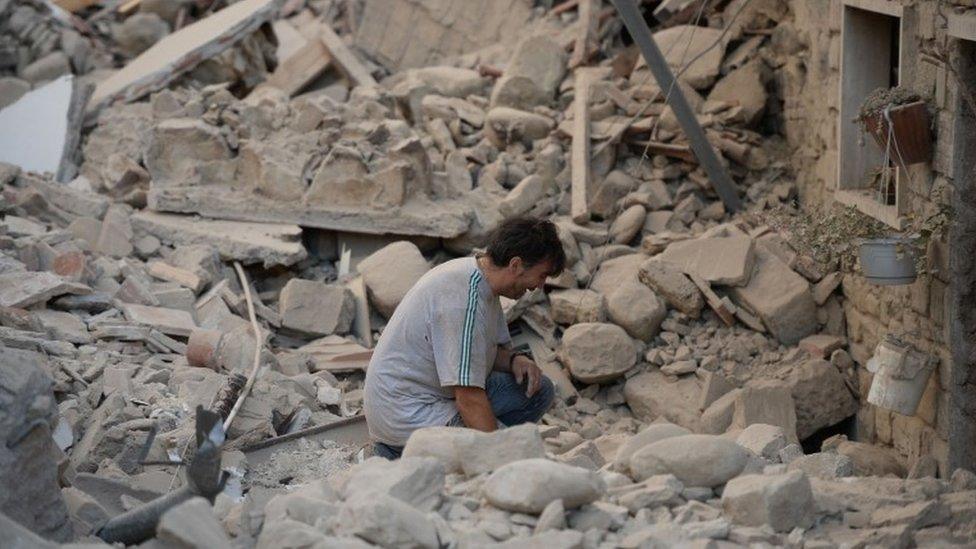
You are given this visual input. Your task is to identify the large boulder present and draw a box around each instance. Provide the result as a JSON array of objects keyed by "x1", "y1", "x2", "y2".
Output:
[
  {"x1": 629, "y1": 434, "x2": 751, "y2": 487},
  {"x1": 279, "y1": 279, "x2": 355, "y2": 336},
  {"x1": 549, "y1": 289, "x2": 605, "y2": 325},
  {"x1": 624, "y1": 370, "x2": 702, "y2": 431},
  {"x1": 484, "y1": 459, "x2": 606, "y2": 513},
  {"x1": 721, "y1": 471, "x2": 815, "y2": 532},
  {"x1": 559, "y1": 322, "x2": 636, "y2": 384},
  {"x1": 591, "y1": 254, "x2": 667, "y2": 341},
  {"x1": 786, "y1": 359, "x2": 858, "y2": 440},
  {"x1": 356, "y1": 241, "x2": 430, "y2": 318},
  {"x1": 612, "y1": 422, "x2": 692, "y2": 474}
]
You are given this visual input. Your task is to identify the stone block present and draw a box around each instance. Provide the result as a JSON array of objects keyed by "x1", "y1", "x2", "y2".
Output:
[
  {"x1": 730, "y1": 246, "x2": 817, "y2": 345},
  {"x1": 559, "y1": 323, "x2": 636, "y2": 384},
  {"x1": 721, "y1": 471, "x2": 815, "y2": 532},
  {"x1": 356, "y1": 241, "x2": 429, "y2": 319},
  {"x1": 549, "y1": 289, "x2": 605, "y2": 325},
  {"x1": 787, "y1": 452, "x2": 854, "y2": 479},
  {"x1": 629, "y1": 434, "x2": 751, "y2": 487},
  {"x1": 736, "y1": 424, "x2": 787, "y2": 460},
  {"x1": 500, "y1": 174, "x2": 548, "y2": 218},
  {"x1": 279, "y1": 279, "x2": 355, "y2": 336},
  {"x1": 638, "y1": 258, "x2": 704, "y2": 318},
  {"x1": 157, "y1": 497, "x2": 232, "y2": 549},
  {"x1": 787, "y1": 359, "x2": 857, "y2": 440},
  {"x1": 730, "y1": 381, "x2": 799, "y2": 444},
  {"x1": 625, "y1": 370, "x2": 703, "y2": 432},
  {"x1": 658, "y1": 235, "x2": 756, "y2": 287},
  {"x1": 120, "y1": 303, "x2": 197, "y2": 337}
]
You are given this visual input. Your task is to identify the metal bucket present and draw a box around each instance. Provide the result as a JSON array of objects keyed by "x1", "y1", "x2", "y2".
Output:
[
  {"x1": 859, "y1": 238, "x2": 917, "y2": 285},
  {"x1": 866, "y1": 337, "x2": 934, "y2": 416}
]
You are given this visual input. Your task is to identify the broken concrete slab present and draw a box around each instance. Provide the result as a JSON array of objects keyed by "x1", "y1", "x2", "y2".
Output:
[
  {"x1": 120, "y1": 303, "x2": 197, "y2": 337},
  {"x1": 148, "y1": 183, "x2": 472, "y2": 239},
  {"x1": 131, "y1": 211, "x2": 308, "y2": 268},
  {"x1": 88, "y1": 0, "x2": 279, "y2": 113},
  {"x1": 0, "y1": 270, "x2": 90, "y2": 308},
  {"x1": 658, "y1": 235, "x2": 755, "y2": 286},
  {"x1": 0, "y1": 74, "x2": 89, "y2": 182}
]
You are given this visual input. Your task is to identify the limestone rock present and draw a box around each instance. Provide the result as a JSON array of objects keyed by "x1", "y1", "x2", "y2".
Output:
[
  {"x1": 484, "y1": 458, "x2": 606, "y2": 513},
  {"x1": 457, "y1": 424, "x2": 546, "y2": 476},
  {"x1": 590, "y1": 254, "x2": 667, "y2": 341},
  {"x1": 590, "y1": 170, "x2": 637, "y2": 219},
  {"x1": 610, "y1": 204, "x2": 646, "y2": 244},
  {"x1": 491, "y1": 529, "x2": 585, "y2": 549},
  {"x1": 721, "y1": 471, "x2": 815, "y2": 532},
  {"x1": 629, "y1": 434, "x2": 751, "y2": 487},
  {"x1": 0, "y1": 347, "x2": 72, "y2": 541},
  {"x1": 787, "y1": 359, "x2": 858, "y2": 440},
  {"x1": 549, "y1": 289, "x2": 605, "y2": 325},
  {"x1": 336, "y1": 456, "x2": 445, "y2": 512},
  {"x1": 624, "y1": 370, "x2": 702, "y2": 431},
  {"x1": 638, "y1": 258, "x2": 704, "y2": 318},
  {"x1": 729, "y1": 246, "x2": 817, "y2": 345},
  {"x1": 485, "y1": 107, "x2": 555, "y2": 146},
  {"x1": 157, "y1": 497, "x2": 232, "y2": 549},
  {"x1": 658, "y1": 235, "x2": 755, "y2": 286},
  {"x1": 402, "y1": 426, "x2": 472, "y2": 474},
  {"x1": 145, "y1": 118, "x2": 233, "y2": 188},
  {"x1": 825, "y1": 436, "x2": 906, "y2": 477},
  {"x1": 336, "y1": 494, "x2": 439, "y2": 549},
  {"x1": 788, "y1": 452, "x2": 855, "y2": 479},
  {"x1": 113, "y1": 13, "x2": 170, "y2": 57},
  {"x1": 707, "y1": 60, "x2": 768, "y2": 126},
  {"x1": 612, "y1": 423, "x2": 692, "y2": 474},
  {"x1": 559, "y1": 322, "x2": 636, "y2": 384},
  {"x1": 729, "y1": 381, "x2": 799, "y2": 444},
  {"x1": 357, "y1": 241, "x2": 430, "y2": 318},
  {"x1": 736, "y1": 424, "x2": 787, "y2": 460},
  {"x1": 500, "y1": 174, "x2": 549, "y2": 218},
  {"x1": 279, "y1": 279, "x2": 355, "y2": 336},
  {"x1": 490, "y1": 35, "x2": 566, "y2": 110},
  {"x1": 647, "y1": 26, "x2": 727, "y2": 89}
]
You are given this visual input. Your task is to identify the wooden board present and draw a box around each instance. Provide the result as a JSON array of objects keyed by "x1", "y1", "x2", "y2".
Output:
[
  {"x1": 319, "y1": 22, "x2": 377, "y2": 88},
  {"x1": 571, "y1": 69, "x2": 594, "y2": 223}
]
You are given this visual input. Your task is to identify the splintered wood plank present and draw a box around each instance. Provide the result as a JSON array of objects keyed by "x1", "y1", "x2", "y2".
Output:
[
  {"x1": 571, "y1": 69, "x2": 594, "y2": 224},
  {"x1": 569, "y1": 0, "x2": 601, "y2": 68},
  {"x1": 264, "y1": 38, "x2": 333, "y2": 96},
  {"x1": 319, "y1": 22, "x2": 377, "y2": 88}
]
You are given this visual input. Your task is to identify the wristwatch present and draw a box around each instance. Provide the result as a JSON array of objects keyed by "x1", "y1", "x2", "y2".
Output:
[{"x1": 508, "y1": 350, "x2": 532, "y2": 369}]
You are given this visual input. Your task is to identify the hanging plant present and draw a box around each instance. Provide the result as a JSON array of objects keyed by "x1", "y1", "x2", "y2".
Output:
[{"x1": 855, "y1": 86, "x2": 933, "y2": 166}]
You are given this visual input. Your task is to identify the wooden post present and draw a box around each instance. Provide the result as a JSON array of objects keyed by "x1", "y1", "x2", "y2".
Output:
[
  {"x1": 570, "y1": 0, "x2": 601, "y2": 68},
  {"x1": 611, "y1": 0, "x2": 743, "y2": 212},
  {"x1": 571, "y1": 69, "x2": 594, "y2": 224}
]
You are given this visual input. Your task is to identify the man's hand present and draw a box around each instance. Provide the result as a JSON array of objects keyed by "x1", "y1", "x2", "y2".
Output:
[{"x1": 511, "y1": 355, "x2": 543, "y2": 397}]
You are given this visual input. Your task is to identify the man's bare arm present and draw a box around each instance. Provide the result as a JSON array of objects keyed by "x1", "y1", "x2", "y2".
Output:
[
  {"x1": 494, "y1": 346, "x2": 514, "y2": 372},
  {"x1": 453, "y1": 386, "x2": 496, "y2": 432}
]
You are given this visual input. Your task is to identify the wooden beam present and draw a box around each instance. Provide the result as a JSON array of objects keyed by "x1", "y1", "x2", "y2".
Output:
[
  {"x1": 571, "y1": 69, "x2": 594, "y2": 224},
  {"x1": 569, "y1": 0, "x2": 601, "y2": 68},
  {"x1": 264, "y1": 38, "x2": 332, "y2": 97},
  {"x1": 612, "y1": 0, "x2": 743, "y2": 212},
  {"x1": 319, "y1": 22, "x2": 377, "y2": 88}
]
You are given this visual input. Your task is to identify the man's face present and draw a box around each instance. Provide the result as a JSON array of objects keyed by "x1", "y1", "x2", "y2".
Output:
[{"x1": 504, "y1": 258, "x2": 553, "y2": 299}]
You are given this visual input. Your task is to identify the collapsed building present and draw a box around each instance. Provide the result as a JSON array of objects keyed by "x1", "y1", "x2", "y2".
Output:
[{"x1": 0, "y1": 0, "x2": 975, "y2": 547}]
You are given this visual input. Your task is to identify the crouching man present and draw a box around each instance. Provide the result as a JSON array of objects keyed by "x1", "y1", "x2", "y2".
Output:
[{"x1": 364, "y1": 217, "x2": 566, "y2": 459}]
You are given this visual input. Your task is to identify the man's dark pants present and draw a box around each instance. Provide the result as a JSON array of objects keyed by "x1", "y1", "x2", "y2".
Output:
[{"x1": 373, "y1": 371, "x2": 556, "y2": 459}]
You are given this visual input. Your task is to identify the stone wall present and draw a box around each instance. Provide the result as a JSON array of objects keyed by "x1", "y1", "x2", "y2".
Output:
[{"x1": 780, "y1": 0, "x2": 976, "y2": 475}]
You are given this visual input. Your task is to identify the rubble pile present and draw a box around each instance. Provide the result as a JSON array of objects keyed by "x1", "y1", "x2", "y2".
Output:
[{"x1": 0, "y1": 0, "x2": 973, "y2": 547}]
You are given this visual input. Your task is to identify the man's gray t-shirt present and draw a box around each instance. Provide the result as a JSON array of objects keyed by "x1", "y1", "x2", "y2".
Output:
[{"x1": 364, "y1": 257, "x2": 510, "y2": 446}]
